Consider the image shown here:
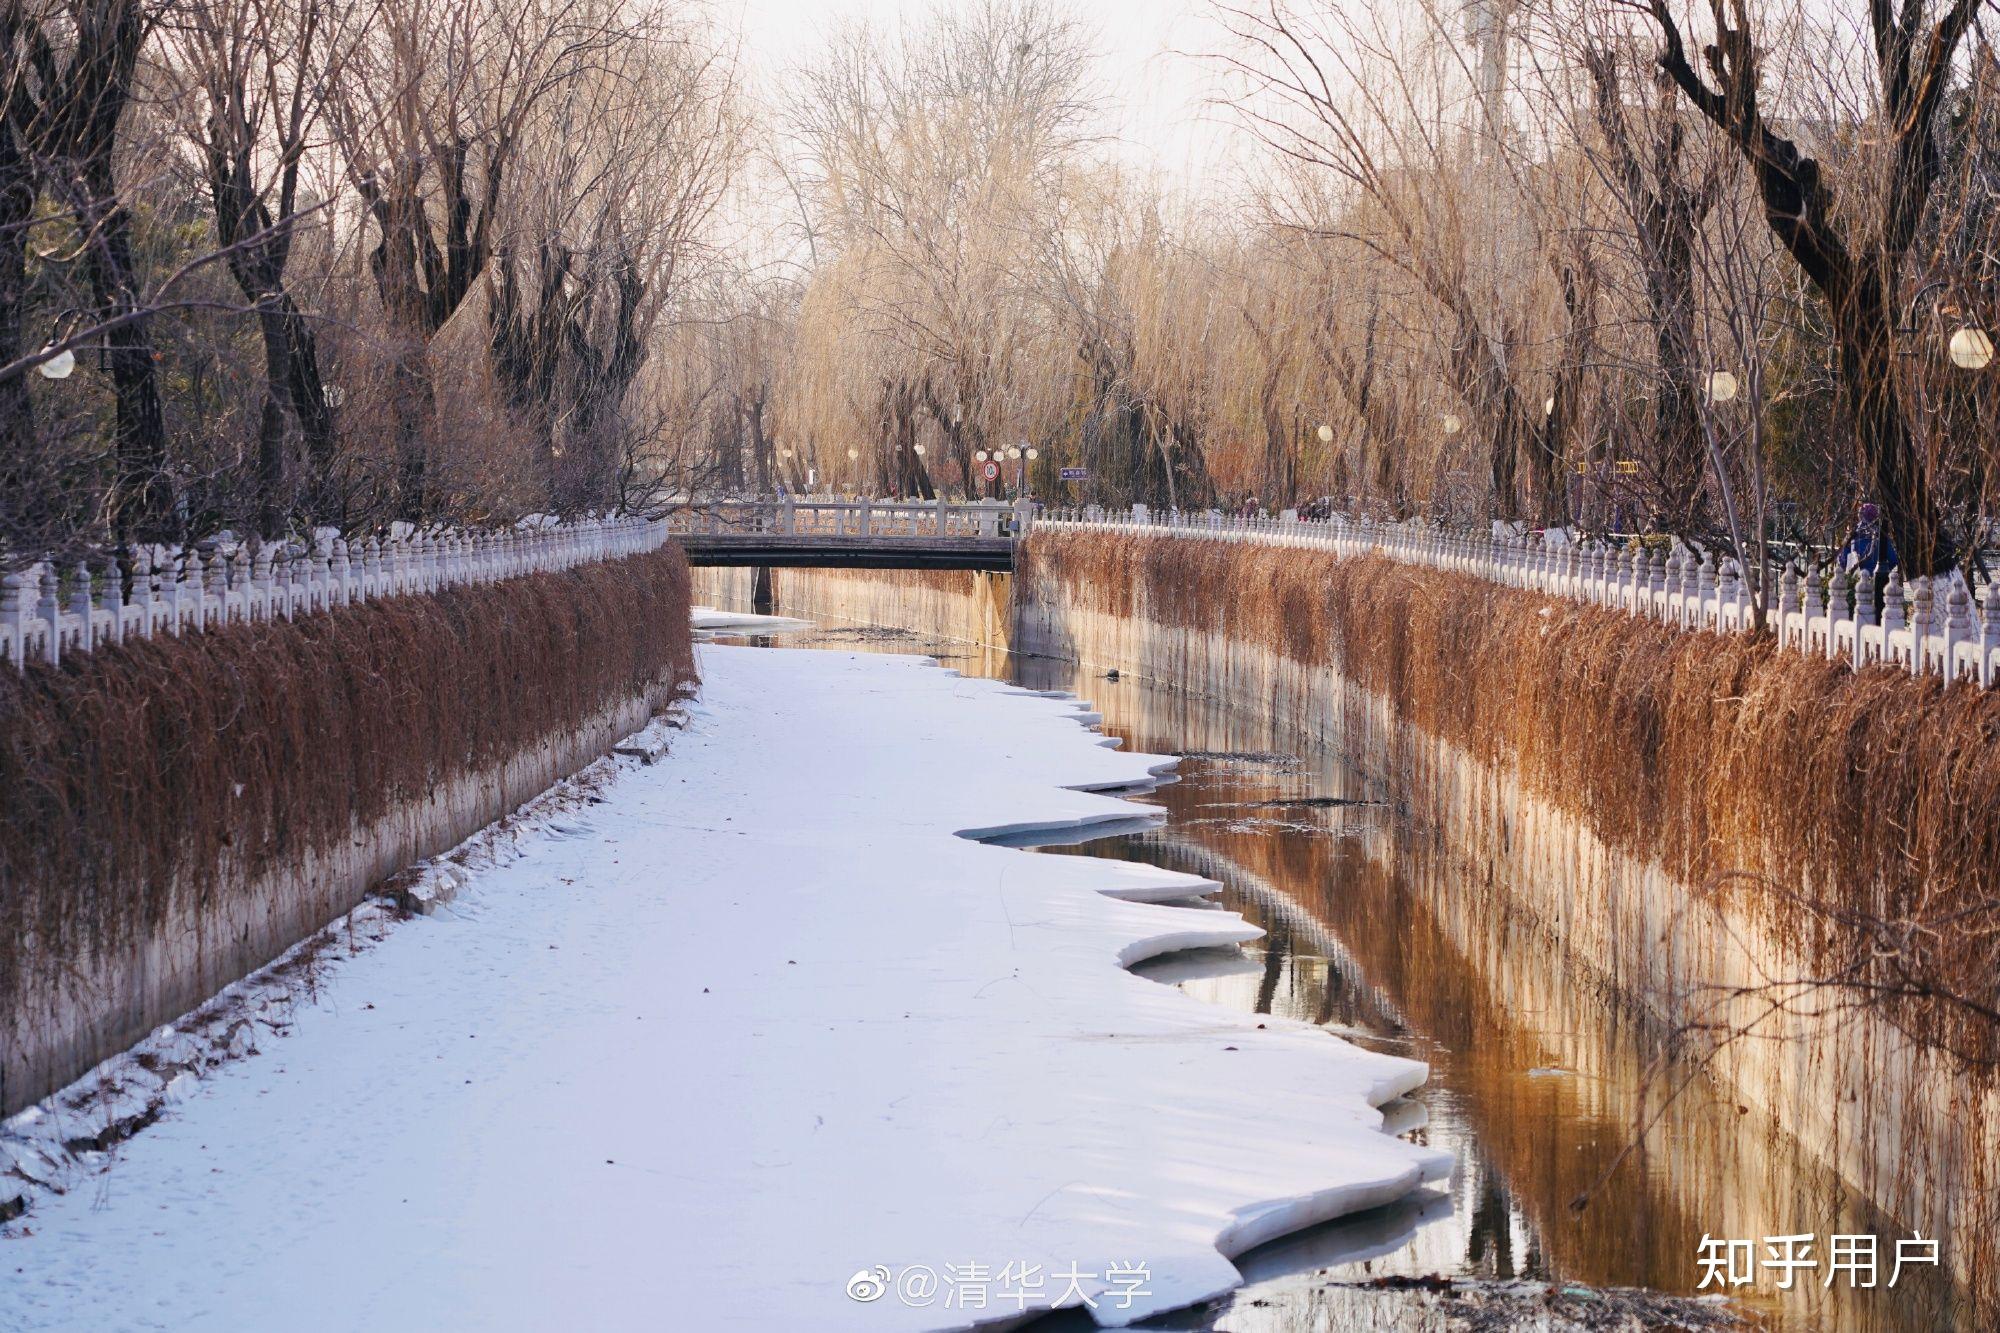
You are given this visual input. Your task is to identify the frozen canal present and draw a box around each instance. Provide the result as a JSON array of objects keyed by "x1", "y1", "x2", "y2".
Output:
[
  {"x1": 0, "y1": 644, "x2": 1447, "y2": 1330},
  {"x1": 704, "y1": 619, "x2": 1967, "y2": 1333}
]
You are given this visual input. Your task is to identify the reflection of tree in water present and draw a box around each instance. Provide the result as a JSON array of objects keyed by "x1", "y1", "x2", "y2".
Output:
[
  {"x1": 1248, "y1": 871, "x2": 1558, "y2": 1288},
  {"x1": 1312, "y1": 958, "x2": 1346, "y2": 1026},
  {"x1": 1025, "y1": 672, "x2": 1966, "y2": 1328},
  {"x1": 1254, "y1": 916, "x2": 1291, "y2": 1014},
  {"x1": 1466, "y1": 1170, "x2": 1517, "y2": 1278}
]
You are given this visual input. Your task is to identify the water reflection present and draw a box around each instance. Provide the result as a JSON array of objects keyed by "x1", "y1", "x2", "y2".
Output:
[
  {"x1": 1018, "y1": 659, "x2": 1962, "y2": 1333},
  {"x1": 706, "y1": 617, "x2": 1966, "y2": 1330}
]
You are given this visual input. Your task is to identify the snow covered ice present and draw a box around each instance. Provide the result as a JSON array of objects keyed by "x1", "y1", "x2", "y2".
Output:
[{"x1": 0, "y1": 645, "x2": 1446, "y2": 1331}]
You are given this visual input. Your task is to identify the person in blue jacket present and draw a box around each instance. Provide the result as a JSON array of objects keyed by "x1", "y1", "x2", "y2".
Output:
[{"x1": 1841, "y1": 502, "x2": 1898, "y2": 574}]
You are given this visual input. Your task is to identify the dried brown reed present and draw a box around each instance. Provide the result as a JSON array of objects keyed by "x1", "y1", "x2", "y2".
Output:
[
  {"x1": 0, "y1": 546, "x2": 697, "y2": 1043},
  {"x1": 1021, "y1": 531, "x2": 2000, "y2": 1063}
]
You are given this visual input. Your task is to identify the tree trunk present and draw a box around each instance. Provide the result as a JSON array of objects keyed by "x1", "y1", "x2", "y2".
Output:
[
  {"x1": 1259, "y1": 372, "x2": 1295, "y2": 507},
  {"x1": 80, "y1": 193, "x2": 172, "y2": 543},
  {"x1": 1836, "y1": 272, "x2": 1943, "y2": 570},
  {"x1": 0, "y1": 136, "x2": 34, "y2": 457},
  {"x1": 281, "y1": 299, "x2": 336, "y2": 514},
  {"x1": 1488, "y1": 386, "x2": 1525, "y2": 522},
  {"x1": 391, "y1": 357, "x2": 433, "y2": 519}
]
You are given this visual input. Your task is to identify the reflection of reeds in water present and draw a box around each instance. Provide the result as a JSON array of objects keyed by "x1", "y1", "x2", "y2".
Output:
[
  {"x1": 693, "y1": 564, "x2": 1015, "y2": 675},
  {"x1": 1144, "y1": 817, "x2": 1959, "y2": 1331},
  {"x1": 1012, "y1": 528, "x2": 2000, "y2": 1322}
]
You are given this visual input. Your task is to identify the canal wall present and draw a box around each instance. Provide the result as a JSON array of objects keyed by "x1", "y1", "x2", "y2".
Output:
[
  {"x1": 2, "y1": 548, "x2": 698, "y2": 1117},
  {"x1": 695, "y1": 538, "x2": 2000, "y2": 1306},
  {"x1": 697, "y1": 565, "x2": 1014, "y2": 659}
]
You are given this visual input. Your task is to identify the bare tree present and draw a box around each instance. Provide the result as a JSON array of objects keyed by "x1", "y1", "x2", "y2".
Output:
[
  {"x1": 1639, "y1": 0, "x2": 1985, "y2": 574},
  {"x1": 160, "y1": 0, "x2": 368, "y2": 532},
  {"x1": 1581, "y1": 39, "x2": 1720, "y2": 534},
  {"x1": 6, "y1": 1, "x2": 171, "y2": 542},
  {"x1": 783, "y1": 0, "x2": 1096, "y2": 498},
  {"x1": 1213, "y1": 0, "x2": 1561, "y2": 523},
  {"x1": 325, "y1": 0, "x2": 628, "y2": 518},
  {"x1": 485, "y1": 3, "x2": 737, "y2": 513}
]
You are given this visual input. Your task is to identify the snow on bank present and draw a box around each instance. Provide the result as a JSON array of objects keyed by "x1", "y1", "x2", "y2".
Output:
[
  {"x1": 0, "y1": 646, "x2": 1445, "y2": 1331},
  {"x1": 691, "y1": 604, "x2": 812, "y2": 635}
]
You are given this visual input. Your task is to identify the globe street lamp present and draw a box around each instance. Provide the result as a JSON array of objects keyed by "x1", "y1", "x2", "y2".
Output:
[
  {"x1": 1949, "y1": 327, "x2": 1995, "y2": 371},
  {"x1": 1706, "y1": 370, "x2": 1740, "y2": 403},
  {"x1": 1316, "y1": 423, "x2": 1333, "y2": 443},
  {"x1": 1443, "y1": 414, "x2": 1463, "y2": 435}
]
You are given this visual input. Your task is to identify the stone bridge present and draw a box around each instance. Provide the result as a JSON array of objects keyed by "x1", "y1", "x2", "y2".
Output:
[{"x1": 667, "y1": 499, "x2": 1029, "y2": 572}]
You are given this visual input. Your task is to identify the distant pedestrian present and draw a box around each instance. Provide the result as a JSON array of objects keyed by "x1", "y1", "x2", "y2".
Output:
[{"x1": 1841, "y1": 502, "x2": 1898, "y2": 575}]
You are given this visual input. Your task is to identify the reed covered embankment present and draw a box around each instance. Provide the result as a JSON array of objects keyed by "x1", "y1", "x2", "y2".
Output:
[
  {"x1": 0, "y1": 546, "x2": 697, "y2": 1115},
  {"x1": 1014, "y1": 526, "x2": 2000, "y2": 1306}
]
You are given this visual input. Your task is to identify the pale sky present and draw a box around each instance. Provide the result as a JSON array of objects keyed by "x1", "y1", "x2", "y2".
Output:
[{"x1": 718, "y1": 0, "x2": 1244, "y2": 267}]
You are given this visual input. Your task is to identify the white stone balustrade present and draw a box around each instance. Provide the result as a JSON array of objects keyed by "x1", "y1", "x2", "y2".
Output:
[
  {"x1": 1038, "y1": 505, "x2": 2000, "y2": 690},
  {"x1": 2, "y1": 514, "x2": 667, "y2": 671}
]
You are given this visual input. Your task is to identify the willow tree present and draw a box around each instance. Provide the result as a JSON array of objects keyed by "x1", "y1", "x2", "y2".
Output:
[
  {"x1": 784, "y1": 0, "x2": 1094, "y2": 497},
  {"x1": 162, "y1": 0, "x2": 369, "y2": 532},
  {"x1": 1214, "y1": 0, "x2": 1555, "y2": 522},
  {"x1": 4, "y1": 0, "x2": 171, "y2": 542},
  {"x1": 485, "y1": 3, "x2": 737, "y2": 514},
  {"x1": 324, "y1": 0, "x2": 629, "y2": 518},
  {"x1": 1578, "y1": 40, "x2": 1719, "y2": 534},
  {"x1": 1641, "y1": 0, "x2": 1984, "y2": 574}
]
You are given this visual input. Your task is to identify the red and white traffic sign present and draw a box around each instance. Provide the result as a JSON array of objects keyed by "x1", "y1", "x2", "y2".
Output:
[{"x1": 982, "y1": 461, "x2": 999, "y2": 481}]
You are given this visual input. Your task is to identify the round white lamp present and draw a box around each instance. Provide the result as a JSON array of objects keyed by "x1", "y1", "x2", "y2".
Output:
[{"x1": 1949, "y1": 327, "x2": 1995, "y2": 371}]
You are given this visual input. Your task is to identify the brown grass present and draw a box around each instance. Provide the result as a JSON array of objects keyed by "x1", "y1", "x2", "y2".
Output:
[
  {"x1": 1020, "y1": 531, "x2": 2000, "y2": 1063},
  {"x1": 0, "y1": 545, "x2": 697, "y2": 1055}
]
